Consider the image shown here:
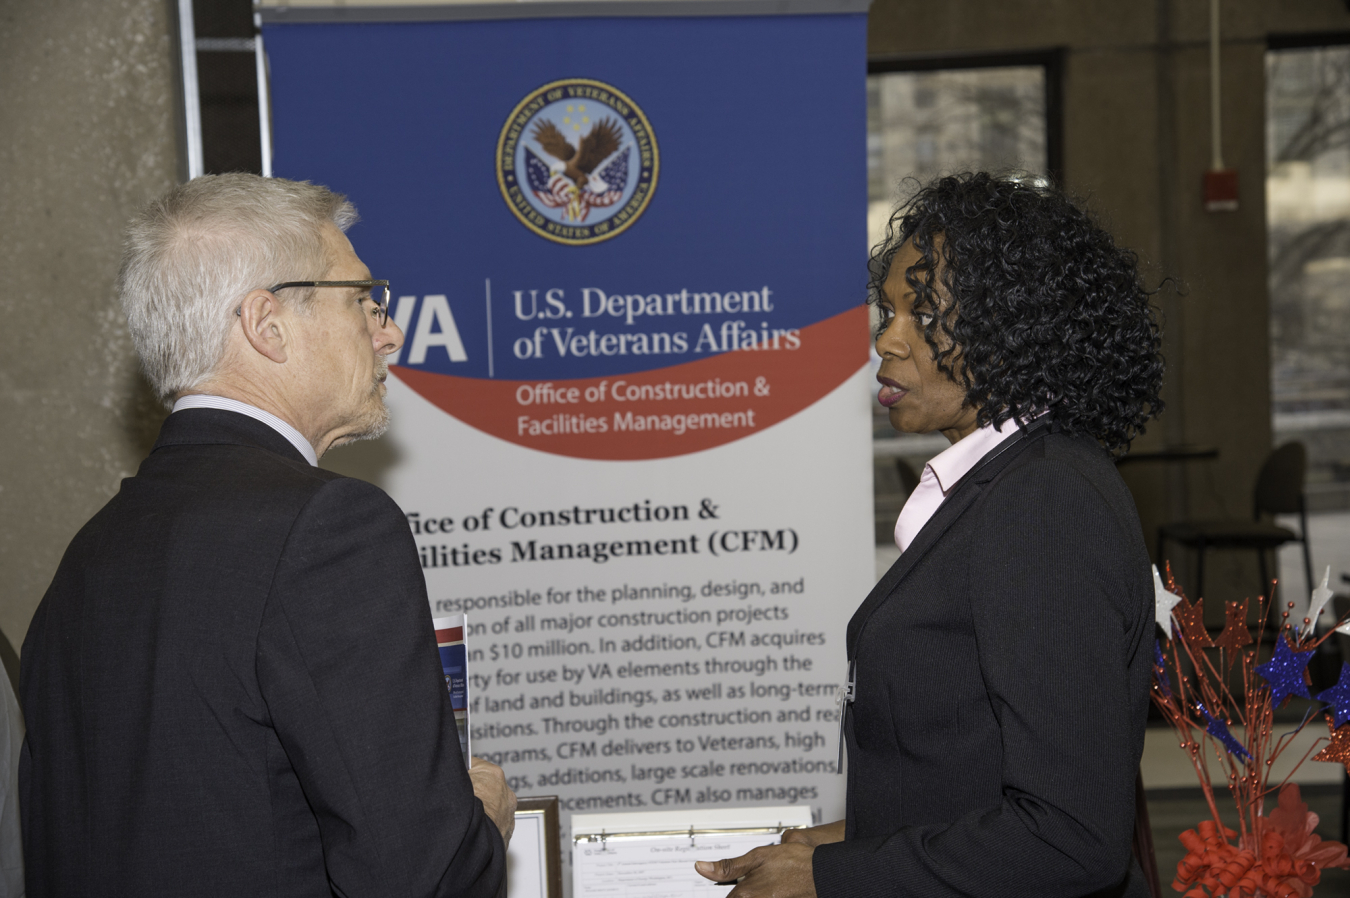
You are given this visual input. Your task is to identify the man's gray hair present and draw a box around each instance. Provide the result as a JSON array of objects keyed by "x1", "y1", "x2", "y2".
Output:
[{"x1": 118, "y1": 173, "x2": 358, "y2": 403}]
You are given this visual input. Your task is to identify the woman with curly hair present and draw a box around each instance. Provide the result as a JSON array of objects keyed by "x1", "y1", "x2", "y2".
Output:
[{"x1": 697, "y1": 173, "x2": 1164, "y2": 898}]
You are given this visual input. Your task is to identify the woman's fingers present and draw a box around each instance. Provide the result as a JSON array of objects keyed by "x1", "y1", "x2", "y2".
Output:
[
  {"x1": 695, "y1": 851, "x2": 756, "y2": 883},
  {"x1": 696, "y1": 844, "x2": 818, "y2": 898}
]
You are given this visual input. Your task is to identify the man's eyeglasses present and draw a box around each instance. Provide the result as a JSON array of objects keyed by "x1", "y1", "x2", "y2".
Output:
[{"x1": 250, "y1": 280, "x2": 392, "y2": 327}]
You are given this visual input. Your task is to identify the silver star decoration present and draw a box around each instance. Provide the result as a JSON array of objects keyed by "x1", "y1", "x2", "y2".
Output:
[
  {"x1": 1306, "y1": 566, "x2": 1334, "y2": 637},
  {"x1": 1154, "y1": 564, "x2": 1183, "y2": 640}
]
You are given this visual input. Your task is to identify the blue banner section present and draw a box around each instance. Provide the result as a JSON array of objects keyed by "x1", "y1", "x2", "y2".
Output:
[{"x1": 264, "y1": 14, "x2": 866, "y2": 382}]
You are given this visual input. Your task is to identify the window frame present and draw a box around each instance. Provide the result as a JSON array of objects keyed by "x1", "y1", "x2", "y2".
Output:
[{"x1": 866, "y1": 49, "x2": 1065, "y2": 185}]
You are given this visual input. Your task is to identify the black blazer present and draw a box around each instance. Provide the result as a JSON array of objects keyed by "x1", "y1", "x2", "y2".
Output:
[
  {"x1": 813, "y1": 427, "x2": 1153, "y2": 898},
  {"x1": 20, "y1": 409, "x2": 504, "y2": 898}
]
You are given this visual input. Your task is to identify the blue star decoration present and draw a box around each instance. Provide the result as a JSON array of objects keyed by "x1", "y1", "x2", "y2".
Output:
[
  {"x1": 1198, "y1": 704, "x2": 1251, "y2": 762},
  {"x1": 1153, "y1": 641, "x2": 1172, "y2": 698},
  {"x1": 1316, "y1": 663, "x2": 1350, "y2": 728},
  {"x1": 1256, "y1": 636, "x2": 1314, "y2": 707}
]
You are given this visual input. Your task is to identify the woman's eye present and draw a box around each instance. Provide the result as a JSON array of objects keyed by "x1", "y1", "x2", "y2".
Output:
[
  {"x1": 915, "y1": 311, "x2": 934, "y2": 326},
  {"x1": 873, "y1": 306, "x2": 894, "y2": 335}
]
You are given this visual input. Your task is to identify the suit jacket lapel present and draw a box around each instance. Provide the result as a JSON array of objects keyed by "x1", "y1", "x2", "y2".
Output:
[{"x1": 846, "y1": 423, "x2": 1052, "y2": 655}]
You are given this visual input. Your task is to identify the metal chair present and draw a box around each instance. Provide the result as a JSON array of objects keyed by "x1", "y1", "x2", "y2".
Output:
[{"x1": 1156, "y1": 442, "x2": 1314, "y2": 601}]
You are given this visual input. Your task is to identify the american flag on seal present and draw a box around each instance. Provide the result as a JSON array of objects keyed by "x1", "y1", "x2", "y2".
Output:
[{"x1": 525, "y1": 147, "x2": 628, "y2": 222}]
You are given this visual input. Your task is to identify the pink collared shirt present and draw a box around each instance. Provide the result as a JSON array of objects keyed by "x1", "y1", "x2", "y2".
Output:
[{"x1": 893, "y1": 419, "x2": 1017, "y2": 552}]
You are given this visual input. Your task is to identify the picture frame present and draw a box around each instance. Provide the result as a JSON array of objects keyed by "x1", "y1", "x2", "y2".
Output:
[{"x1": 508, "y1": 796, "x2": 561, "y2": 898}]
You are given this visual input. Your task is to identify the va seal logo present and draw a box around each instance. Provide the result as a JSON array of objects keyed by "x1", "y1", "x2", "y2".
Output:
[{"x1": 497, "y1": 79, "x2": 658, "y2": 246}]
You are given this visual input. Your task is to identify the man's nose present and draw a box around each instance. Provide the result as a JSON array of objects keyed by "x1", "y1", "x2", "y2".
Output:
[{"x1": 377, "y1": 317, "x2": 405, "y2": 356}]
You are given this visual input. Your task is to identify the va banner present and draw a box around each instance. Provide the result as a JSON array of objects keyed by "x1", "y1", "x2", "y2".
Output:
[{"x1": 262, "y1": 0, "x2": 872, "y2": 856}]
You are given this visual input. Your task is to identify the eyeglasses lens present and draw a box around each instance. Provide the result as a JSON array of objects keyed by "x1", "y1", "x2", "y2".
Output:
[{"x1": 370, "y1": 285, "x2": 390, "y2": 326}]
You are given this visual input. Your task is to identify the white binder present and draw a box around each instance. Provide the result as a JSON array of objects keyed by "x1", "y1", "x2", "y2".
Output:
[{"x1": 572, "y1": 806, "x2": 814, "y2": 897}]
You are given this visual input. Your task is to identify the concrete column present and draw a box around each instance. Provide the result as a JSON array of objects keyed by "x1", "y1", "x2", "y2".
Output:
[{"x1": 0, "y1": 0, "x2": 180, "y2": 650}]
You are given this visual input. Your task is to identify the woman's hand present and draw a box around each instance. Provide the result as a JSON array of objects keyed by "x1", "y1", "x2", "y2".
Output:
[
  {"x1": 694, "y1": 842, "x2": 818, "y2": 898},
  {"x1": 780, "y1": 820, "x2": 845, "y2": 848}
]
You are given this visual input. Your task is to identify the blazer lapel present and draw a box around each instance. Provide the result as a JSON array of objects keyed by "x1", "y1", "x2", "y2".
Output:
[{"x1": 846, "y1": 423, "x2": 1052, "y2": 655}]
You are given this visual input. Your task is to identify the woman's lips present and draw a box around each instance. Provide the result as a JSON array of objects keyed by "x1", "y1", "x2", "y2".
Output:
[{"x1": 877, "y1": 378, "x2": 907, "y2": 408}]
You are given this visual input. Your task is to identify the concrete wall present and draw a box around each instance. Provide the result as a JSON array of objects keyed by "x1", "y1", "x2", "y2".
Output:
[
  {"x1": 869, "y1": 0, "x2": 1350, "y2": 612},
  {"x1": 0, "y1": 0, "x2": 179, "y2": 651}
]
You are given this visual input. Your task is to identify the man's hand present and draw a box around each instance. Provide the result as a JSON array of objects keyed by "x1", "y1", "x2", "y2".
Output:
[
  {"x1": 694, "y1": 842, "x2": 816, "y2": 898},
  {"x1": 468, "y1": 757, "x2": 517, "y2": 846},
  {"x1": 780, "y1": 820, "x2": 845, "y2": 848}
]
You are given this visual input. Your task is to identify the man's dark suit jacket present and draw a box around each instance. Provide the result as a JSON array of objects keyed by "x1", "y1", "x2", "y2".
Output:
[
  {"x1": 813, "y1": 427, "x2": 1153, "y2": 898},
  {"x1": 20, "y1": 409, "x2": 504, "y2": 898}
]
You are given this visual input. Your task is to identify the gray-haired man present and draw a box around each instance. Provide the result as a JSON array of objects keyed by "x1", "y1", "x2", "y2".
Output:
[{"x1": 21, "y1": 173, "x2": 515, "y2": 898}]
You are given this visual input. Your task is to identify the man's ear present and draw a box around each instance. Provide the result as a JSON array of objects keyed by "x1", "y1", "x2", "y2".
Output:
[{"x1": 236, "y1": 289, "x2": 289, "y2": 364}]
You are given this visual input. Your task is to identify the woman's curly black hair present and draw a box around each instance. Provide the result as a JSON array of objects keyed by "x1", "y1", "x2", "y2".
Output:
[{"x1": 870, "y1": 172, "x2": 1164, "y2": 454}]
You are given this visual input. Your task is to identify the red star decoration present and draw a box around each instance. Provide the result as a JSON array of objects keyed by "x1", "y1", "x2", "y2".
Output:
[
  {"x1": 1213, "y1": 600, "x2": 1254, "y2": 657},
  {"x1": 1313, "y1": 718, "x2": 1350, "y2": 775},
  {"x1": 1174, "y1": 596, "x2": 1214, "y2": 648}
]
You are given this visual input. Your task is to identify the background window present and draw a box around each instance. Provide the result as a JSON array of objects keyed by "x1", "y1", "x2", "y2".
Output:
[
  {"x1": 1266, "y1": 44, "x2": 1350, "y2": 507},
  {"x1": 866, "y1": 63, "x2": 1050, "y2": 252}
]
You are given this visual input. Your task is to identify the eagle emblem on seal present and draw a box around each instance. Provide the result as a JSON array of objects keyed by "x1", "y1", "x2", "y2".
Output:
[{"x1": 527, "y1": 116, "x2": 629, "y2": 222}]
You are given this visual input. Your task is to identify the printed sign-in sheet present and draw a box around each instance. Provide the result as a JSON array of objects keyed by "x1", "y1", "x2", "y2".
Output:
[
  {"x1": 572, "y1": 806, "x2": 813, "y2": 898},
  {"x1": 575, "y1": 833, "x2": 783, "y2": 898}
]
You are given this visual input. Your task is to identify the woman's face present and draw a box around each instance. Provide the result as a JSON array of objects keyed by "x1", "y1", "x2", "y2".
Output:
[{"x1": 874, "y1": 241, "x2": 981, "y2": 444}]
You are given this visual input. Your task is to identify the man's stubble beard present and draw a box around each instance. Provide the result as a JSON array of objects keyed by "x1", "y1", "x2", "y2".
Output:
[{"x1": 335, "y1": 357, "x2": 392, "y2": 447}]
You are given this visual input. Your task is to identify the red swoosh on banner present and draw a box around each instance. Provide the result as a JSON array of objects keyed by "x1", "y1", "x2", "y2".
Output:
[{"x1": 392, "y1": 305, "x2": 869, "y2": 460}]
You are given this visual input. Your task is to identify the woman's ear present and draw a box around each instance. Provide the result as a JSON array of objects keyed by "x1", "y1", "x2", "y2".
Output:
[{"x1": 235, "y1": 289, "x2": 289, "y2": 364}]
